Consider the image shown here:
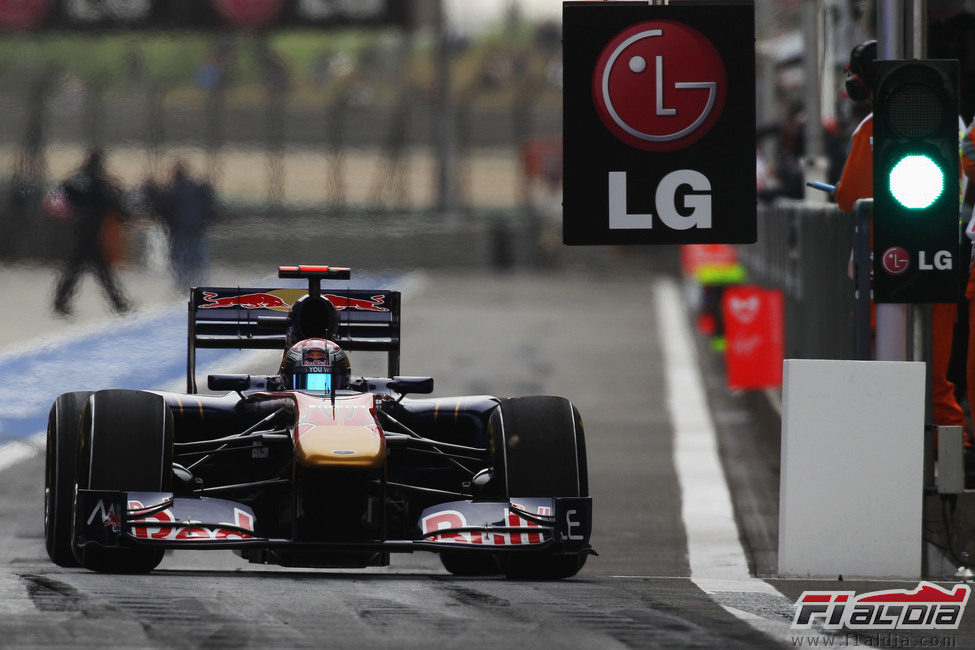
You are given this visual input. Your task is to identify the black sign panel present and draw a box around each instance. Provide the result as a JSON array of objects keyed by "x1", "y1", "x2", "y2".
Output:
[{"x1": 562, "y1": 1, "x2": 756, "y2": 245}]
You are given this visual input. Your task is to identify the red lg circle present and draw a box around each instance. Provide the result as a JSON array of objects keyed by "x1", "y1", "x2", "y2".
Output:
[
  {"x1": 592, "y1": 20, "x2": 727, "y2": 152},
  {"x1": 881, "y1": 247, "x2": 910, "y2": 275}
]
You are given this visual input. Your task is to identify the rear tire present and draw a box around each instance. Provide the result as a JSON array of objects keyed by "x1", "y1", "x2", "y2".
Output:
[
  {"x1": 488, "y1": 396, "x2": 589, "y2": 580},
  {"x1": 74, "y1": 390, "x2": 173, "y2": 573},
  {"x1": 45, "y1": 391, "x2": 93, "y2": 567}
]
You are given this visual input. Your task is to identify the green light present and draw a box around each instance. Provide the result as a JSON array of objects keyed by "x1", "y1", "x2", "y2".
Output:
[{"x1": 889, "y1": 154, "x2": 945, "y2": 209}]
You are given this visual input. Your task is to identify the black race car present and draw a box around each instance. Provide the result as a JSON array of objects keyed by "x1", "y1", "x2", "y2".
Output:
[{"x1": 45, "y1": 265, "x2": 593, "y2": 578}]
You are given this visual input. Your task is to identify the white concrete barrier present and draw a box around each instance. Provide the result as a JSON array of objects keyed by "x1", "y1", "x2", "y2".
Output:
[{"x1": 778, "y1": 359, "x2": 925, "y2": 578}]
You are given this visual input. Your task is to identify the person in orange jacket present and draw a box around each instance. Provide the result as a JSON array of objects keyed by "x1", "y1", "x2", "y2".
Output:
[
  {"x1": 833, "y1": 42, "x2": 876, "y2": 216},
  {"x1": 961, "y1": 122, "x2": 975, "y2": 445},
  {"x1": 835, "y1": 40, "x2": 969, "y2": 442}
]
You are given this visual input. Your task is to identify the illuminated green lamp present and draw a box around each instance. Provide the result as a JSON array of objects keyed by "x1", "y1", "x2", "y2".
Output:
[{"x1": 888, "y1": 154, "x2": 945, "y2": 209}]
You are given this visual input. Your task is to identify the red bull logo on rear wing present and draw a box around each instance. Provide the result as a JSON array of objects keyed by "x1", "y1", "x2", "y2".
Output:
[
  {"x1": 197, "y1": 289, "x2": 389, "y2": 313},
  {"x1": 199, "y1": 290, "x2": 296, "y2": 311},
  {"x1": 188, "y1": 284, "x2": 401, "y2": 393},
  {"x1": 323, "y1": 294, "x2": 389, "y2": 313}
]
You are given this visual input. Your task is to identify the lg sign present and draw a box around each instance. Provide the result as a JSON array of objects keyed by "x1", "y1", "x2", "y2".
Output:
[
  {"x1": 592, "y1": 20, "x2": 726, "y2": 152},
  {"x1": 593, "y1": 21, "x2": 726, "y2": 232},
  {"x1": 881, "y1": 247, "x2": 953, "y2": 276},
  {"x1": 563, "y1": 3, "x2": 755, "y2": 245}
]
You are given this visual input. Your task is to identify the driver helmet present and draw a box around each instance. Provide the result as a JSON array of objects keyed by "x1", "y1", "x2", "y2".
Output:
[{"x1": 279, "y1": 338, "x2": 351, "y2": 392}]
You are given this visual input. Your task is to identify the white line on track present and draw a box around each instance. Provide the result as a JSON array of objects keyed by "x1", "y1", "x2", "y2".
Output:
[{"x1": 655, "y1": 277, "x2": 830, "y2": 645}]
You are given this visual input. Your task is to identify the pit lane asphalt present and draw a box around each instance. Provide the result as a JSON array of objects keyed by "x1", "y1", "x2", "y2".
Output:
[{"x1": 0, "y1": 260, "x2": 973, "y2": 648}]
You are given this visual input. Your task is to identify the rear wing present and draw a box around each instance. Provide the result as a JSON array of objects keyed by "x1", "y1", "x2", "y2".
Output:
[{"x1": 187, "y1": 284, "x2": 401, "y2": 393}]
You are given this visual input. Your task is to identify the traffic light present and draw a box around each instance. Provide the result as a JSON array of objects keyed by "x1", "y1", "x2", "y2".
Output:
[{"x1": 872, "y1": 59, "x2": 960, "y2": 303}]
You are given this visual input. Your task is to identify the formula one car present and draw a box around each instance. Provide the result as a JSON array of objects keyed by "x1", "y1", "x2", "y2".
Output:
[{"x1": 45, "y1": 265, "x2": 593, "y2": 578}]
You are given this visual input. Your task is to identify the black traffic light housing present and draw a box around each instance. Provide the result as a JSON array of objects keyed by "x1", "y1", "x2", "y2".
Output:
[{"x1": 872, "y1": 59, "x2": 960, "y2": 303}]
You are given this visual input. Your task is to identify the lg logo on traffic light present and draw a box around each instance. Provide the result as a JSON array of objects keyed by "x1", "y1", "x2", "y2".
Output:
[{"x1": 872, "y1": 59, "x2": 960, "y2": 303}]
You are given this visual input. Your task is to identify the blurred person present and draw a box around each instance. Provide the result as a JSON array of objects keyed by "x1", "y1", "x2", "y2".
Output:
[
  {"x1": 52, "y1": 148, "x2": 132, "y2": 317},
  {"x1": 835, "y1": 40, "x2": 969, "y2": 444},
  {"x1": 756, "y1": 148, "x2": 771, "y2": 195},
  {"x1": 775, "y1": 102, "x2": 806, "y2": 200},
  {"x1": 754, "y1": 105, "x2": 806, "y2": 202},
  {"x1": 834, "y1": 42, "x2": 878, "y2": 214},
  {"x1": 144, "y1": 160, "x2": 216, "y2": 290},
  {"x1": 822, "y1": 115, "x2": 850, "y2": 188}
]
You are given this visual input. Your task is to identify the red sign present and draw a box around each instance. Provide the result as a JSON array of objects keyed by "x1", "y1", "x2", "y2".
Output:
[
  {"x1": 680, "y1": 244, "x2": 737, "y2": 276},
  {"x1": 0, "y1": 0, "x2": 51, "y2": 29},
  {"x1": 722, "y1": 286, "x2": 783, "y2": 390},
  {"x1": 591, "y1": 20, "x2": 727, "y2": 152},
  {"x1": 211, "y1": 0, "x2": 284, "y2": 29}
]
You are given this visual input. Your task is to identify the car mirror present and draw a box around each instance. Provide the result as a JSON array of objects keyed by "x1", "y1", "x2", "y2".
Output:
[
  {"x1": 208, "y1": 374, "x2": 252, "y2": 392},
  {"x1": 388, "y1": 376, "x2": 434, "y2": 395}
]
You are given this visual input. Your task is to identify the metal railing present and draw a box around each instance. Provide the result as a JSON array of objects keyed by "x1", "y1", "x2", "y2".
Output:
[{"x1": 738, "y1": 200, "x2": 857, "y2": 361}]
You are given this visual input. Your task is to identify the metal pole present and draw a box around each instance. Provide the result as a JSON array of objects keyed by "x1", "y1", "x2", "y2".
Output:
[
  {"x1": 908, "y1": 0, "x2": 927, "y2": 60},
  {"x1": 874, "y1": 1, "x2": 909, "y2": 360},
  {"x1": 434, "y1": 0, "x2": 458, "y2": 213},
  {"x1": 908, "y1": 0, "x2": 931, "y2": 423},
  {"x1": 876, "y1": 1, "x2": 904, "y2": 59},
  {"x1": 802, "y1": 0, "x2": 827, "y2": 200},
  {"x1": 854, "y1": 200, "x2": 873, "y2": 360},
  {"x1": 755, "y1": 1, "x2": 776, "y2": 168},
  {"x1": 802, "y1": 0, "x2": 823, "y2": 161}
]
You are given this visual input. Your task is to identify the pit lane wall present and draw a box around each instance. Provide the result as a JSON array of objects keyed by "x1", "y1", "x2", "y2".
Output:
[{"x1": 2, "y1": 204, "x2": 573, "y2": 272}]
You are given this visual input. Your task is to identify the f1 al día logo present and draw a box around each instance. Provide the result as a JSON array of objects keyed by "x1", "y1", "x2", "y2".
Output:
[{"x1": 792, "y1": 582, "x2": 970, "y2": 631}]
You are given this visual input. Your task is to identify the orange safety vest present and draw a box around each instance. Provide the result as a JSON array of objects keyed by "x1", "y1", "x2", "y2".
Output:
[{"x1": 834, "y1": 114, "x2": 873, "y2": 215}]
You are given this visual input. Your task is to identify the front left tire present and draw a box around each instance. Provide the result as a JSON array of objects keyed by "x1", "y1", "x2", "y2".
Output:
[
  {"x1": 45, "y1": 391, "x2": 93, "y2": 567},
  {"x1": 488, "y1": 396, "x2": 589, "y2": 580},
  {"x1": 73, "y1": 389, "x2": 173, "y2": 573}
]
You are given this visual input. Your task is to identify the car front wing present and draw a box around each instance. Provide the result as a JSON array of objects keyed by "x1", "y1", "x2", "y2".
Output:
[{"x1": 75, "y1": 490, "x2": 593, "y2": 556}]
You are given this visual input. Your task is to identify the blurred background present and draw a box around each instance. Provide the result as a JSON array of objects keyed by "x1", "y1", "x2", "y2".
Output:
[
  {"x1": 754, "y1": 0, "x2": 975, "y2": 203},
  {"x1": 0, "y1": 0, "x2": 573, "y2": 276},
  {"x1": 3, "y1": 1, "x2": 975, "y2": 279}
]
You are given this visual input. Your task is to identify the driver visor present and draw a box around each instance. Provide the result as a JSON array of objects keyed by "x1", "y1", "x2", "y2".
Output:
[{"x1": 292, "y1": 372, "x2": 332, "y2": 392}]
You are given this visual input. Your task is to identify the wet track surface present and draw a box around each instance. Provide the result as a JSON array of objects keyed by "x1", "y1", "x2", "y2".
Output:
[
  {"x1": 1, "y1": 263, "x2": 974, "y2": 648},
  {"x1": 4, "y1": 565, "x2": 773, "y2": 648}
]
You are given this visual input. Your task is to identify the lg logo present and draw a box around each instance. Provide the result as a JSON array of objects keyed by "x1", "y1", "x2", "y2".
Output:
[
  {"x1": 608, "y1": 170, "x2": 711, "y2": 230},
  {"x1": 594, "y1": 21, "x2": 725, "y2": 231},
  {"x1": 592, "y1": 20, "x2": 726, "y2": 152},
  {"x1": 881, "y1": 247, "x2": 953, "y2": 275},
  {"x1": 881, "y1": 247, "x2": 911, "y2": 276}
]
